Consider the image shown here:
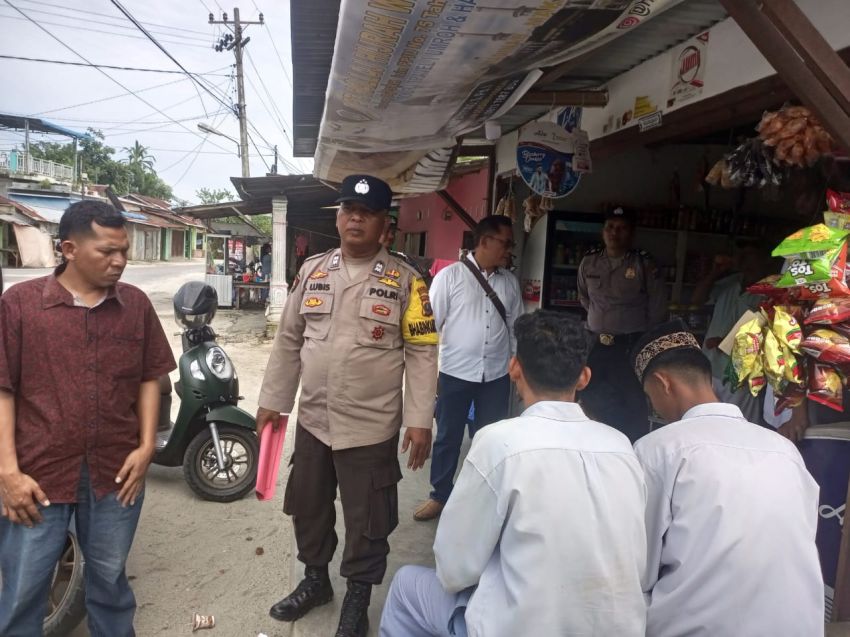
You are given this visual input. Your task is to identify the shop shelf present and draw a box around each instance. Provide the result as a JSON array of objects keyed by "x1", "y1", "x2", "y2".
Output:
[{"x1": 550, "y1": 300, "x2": 582, "y2": 307}]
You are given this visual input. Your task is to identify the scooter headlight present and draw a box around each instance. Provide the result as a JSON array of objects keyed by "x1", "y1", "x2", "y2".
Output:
[
  {"x1": 205, "y1": 346, "x2": 233, "y2": 381},
  {"x1": 190, "y1": 359, "x2": 206, "y2": 381}
]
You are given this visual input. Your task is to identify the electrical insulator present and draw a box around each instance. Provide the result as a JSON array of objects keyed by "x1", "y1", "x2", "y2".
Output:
[
  {"x1": 222, "y1": 12, "x2": 228, "y2": 21},
  {"x1": 259, "y1": 12, "x2": 264, "y2": 23},
  {"x1": 208, "y1": 12, "x2": 213, "y2": 22}
]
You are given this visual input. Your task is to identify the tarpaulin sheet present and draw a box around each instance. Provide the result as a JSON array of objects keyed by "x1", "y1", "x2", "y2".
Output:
[
  {"x1": 13, "y1": 224, "x2": 56, "y2": 268},
  {"x1": 315, "y1": 0, "x2": 681, "y2": 192}
]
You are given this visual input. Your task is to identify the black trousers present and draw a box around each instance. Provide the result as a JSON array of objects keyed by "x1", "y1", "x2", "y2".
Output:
[
  {"x1": 283, "y1": 423, "x2": 402, "y2": 585},
  {"x1": 579, "y1": 336, "x2": 650, "y2": 443}
]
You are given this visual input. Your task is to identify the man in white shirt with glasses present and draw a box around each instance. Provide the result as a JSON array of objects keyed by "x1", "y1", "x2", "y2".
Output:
[{"x1": 413, "y1": 216, "x2": 523, "y2": 522}]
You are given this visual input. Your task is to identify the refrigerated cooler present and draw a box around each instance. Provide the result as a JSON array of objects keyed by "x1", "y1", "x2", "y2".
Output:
[{"x1": 519, "y1": 211, "x2": 603, "y2": 315}]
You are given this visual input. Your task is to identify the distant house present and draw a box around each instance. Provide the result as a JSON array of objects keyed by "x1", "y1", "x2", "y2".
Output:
[{"x1": 0, "y1": 195, "x2": 56, "y2": 267}]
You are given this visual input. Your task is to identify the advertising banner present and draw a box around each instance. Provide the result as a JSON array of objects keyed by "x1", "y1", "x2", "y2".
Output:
[
  {"x1": 315, "y1": 0, "x2": 682, "y2": 192},
  {"x1": 517, "y1": 106, "x2": 588, "y2": 198}
]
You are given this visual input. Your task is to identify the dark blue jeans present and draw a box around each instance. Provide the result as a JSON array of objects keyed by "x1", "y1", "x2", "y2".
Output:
[
  {"x1": 0, "y1": 463, "x2": 143, "y2": 637},
  {"x1": 429, "y1": 373, "x2": 510, "y2": 504}
]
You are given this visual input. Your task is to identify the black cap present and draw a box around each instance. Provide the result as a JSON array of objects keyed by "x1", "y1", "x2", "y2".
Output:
[
  {"x1": 629, "y1": 319, "x2": 702, "y2": 382},
  {"x1": 336, "y1": 175, "x2": 393, "y2": 212},
  {"x1": 604, "y1": 207, "x2": 635, "y2": 225}
]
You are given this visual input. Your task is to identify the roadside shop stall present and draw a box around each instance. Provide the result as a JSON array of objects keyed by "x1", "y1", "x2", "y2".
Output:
[{"x1": 294, "y1": 0, "x2": 850, "y2": 623}]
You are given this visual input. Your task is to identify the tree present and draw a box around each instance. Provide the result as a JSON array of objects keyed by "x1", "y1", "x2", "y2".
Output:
[
  {"x1": 196, "y1": 187, "x2": 234, "y2": 204},
  {"x1": 123, "y1": 141, "x2": 155, "y2": 172},
  {"x1": 28, "y1": 128, "x2": 174, "y2": 202}
]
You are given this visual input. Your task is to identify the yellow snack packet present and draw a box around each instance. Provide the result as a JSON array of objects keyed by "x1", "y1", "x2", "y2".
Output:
[
  {"x1": 763, "y1": 330, "x2": 786, "y2": 392},
  {"x1": 773, "y1": 306, "x2": 803, "y2": 352},
  {"x1": 732, "y1": 317, "x2": 766, "y2": 394}
]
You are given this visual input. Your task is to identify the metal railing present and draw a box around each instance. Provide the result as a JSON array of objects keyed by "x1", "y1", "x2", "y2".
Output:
[{"x1": 0, "y1": 150, "x2": 74, "y2": 182}]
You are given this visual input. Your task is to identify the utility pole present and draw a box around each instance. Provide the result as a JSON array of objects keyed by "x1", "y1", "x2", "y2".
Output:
[{"x1": 209, "y1": 8, "x2": 264, "y2": 178}]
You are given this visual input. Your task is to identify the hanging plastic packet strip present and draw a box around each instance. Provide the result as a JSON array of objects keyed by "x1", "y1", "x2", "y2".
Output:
[
  {"x1": 806, "y1": 298, "x2": 850, "y2": 325},
  {"x1": 808, "y1": 361, "x2": 844, "y2": 412},
  {"x1": 801, "y1": 328, "x2": 850, "y2": 365},
  {"x1": 772, "y1": 223, "x2": 849, "y2": 260}
]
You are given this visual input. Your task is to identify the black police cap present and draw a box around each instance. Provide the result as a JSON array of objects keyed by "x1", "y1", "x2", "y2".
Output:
[
  {"x1": 604, "y1": 207, "x2": 636, "y2": 225},
  {"x1": 336, "y1": 175, "x2": 393, "y2": 212}
]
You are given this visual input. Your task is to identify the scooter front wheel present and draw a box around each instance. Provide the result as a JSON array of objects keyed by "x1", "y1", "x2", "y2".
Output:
[{"x1": 183, "y1": 423, "x2": 259, "y2": 502}]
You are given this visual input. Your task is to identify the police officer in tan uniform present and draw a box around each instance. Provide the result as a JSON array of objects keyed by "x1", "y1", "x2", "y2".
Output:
[
  {"x1": 256, "y1": 175, "x2": 438, "y2": 637},
  {"x1": 577, "y1": 207, "x2": 667, "y2": 441}
]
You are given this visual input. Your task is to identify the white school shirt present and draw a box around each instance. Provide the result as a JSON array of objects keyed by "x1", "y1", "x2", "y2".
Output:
[
  {"x1": 433, "y1": 401, "x2": 648, "y2": 637},
  {"x1": 634, "y1": 403, "x2": 824, "y2": 637},
  {"x1": 429, "y1": 253, "x2": 523, "y2": 383}
]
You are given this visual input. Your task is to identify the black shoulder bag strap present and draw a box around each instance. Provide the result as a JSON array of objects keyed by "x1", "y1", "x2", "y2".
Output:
[{"x1": 461, "y1": 258, "x2": 509, "y2": 327}]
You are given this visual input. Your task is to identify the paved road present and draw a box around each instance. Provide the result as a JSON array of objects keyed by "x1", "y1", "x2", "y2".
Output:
[{"x1": 3, "y1": 261, "x2": 205, "y2": 292}]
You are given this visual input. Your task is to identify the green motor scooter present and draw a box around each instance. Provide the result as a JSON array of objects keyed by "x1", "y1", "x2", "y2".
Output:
[{"x1": 154, "y1": 281, "x2": 258, "y2": 502}]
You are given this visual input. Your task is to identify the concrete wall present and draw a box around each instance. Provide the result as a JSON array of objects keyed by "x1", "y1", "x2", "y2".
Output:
[{"x1": 397, "y1": 167, "x2": 489, "y2": 261}]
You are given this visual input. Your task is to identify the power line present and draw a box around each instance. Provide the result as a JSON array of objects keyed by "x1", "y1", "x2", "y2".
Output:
[
  {"x1": 15, "y1": 0, "x2": 213, "y2": 36},
  {"x1": 250, "y1": 0, "x2": 293, "y2": 89},
  {"x1": 0, "y1": 4, "x2": 211, "y2": 43},
  {"x1": 0, "y1": 11, "x2": 212, "y2": 49},
  {"x1": 0, "y1": 54, "x2": 230, "y2": 75},
  {"x1": 33, "y1": 75, "x2": 194, "y2": 115},
  {"x1": 108, "y1": 0, "x2": 233, "y2": 119},
  {"x1": 4, "y1": 1, "x2": 234, "y2": 157},
  {"x1": 245, "y1": 50, "x2": 293, "y2": 146}
]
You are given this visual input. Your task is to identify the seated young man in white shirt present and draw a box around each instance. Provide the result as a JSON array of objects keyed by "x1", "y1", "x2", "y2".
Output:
[
  {"x1": 631, "y1": 320, "x2": 824, "y2": 637},
  {"x1": 380, "y1": 310, "x2": 648, "y2": 637}
]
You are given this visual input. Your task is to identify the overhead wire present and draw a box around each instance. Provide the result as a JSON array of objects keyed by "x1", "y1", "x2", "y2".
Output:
[
  {"x1": 15, "y1": 0, "x2": 213, "y2": 36},
  {"x1": 108, "y1": 0, "x2": 234, "y2": 119},
  {"x1": 4, "y1": 1, "x2": 235, "y2": 156},
  {"x1": 0, "y1": 54, "x2": 230, "y2": 75},
  {"x1": 244, "y1": 50, "x2": 293, "y2": 147},
  {"x1": 0, "y1": 5, "x2": 211, "y2": 43},
  {"x1": 250, "y1": 0, "x2": 293, "y2": 89},
  {"x1": 0, "y1": 12, "x2": 211, "y2": 49}
]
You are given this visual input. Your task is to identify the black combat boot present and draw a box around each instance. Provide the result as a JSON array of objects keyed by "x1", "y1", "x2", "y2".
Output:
[
  {"x1": 269, "y1": 565, "x2": 334, "y2": 622},
  {"x1": 334, "y1": 580, "x2": 371, "y2": 637}
]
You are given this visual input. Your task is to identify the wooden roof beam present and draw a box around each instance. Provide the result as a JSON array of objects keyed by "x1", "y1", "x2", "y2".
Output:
[
  {"x1": 719, "y1": 0, "x2": 850, "y2": 152},
  {"x1": 517, "y1": 90, "x2": 609, "y2": 108}
]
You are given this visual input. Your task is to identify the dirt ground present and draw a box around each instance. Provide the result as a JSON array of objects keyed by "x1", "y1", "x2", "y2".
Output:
[{"x1": 68, "y1": 263, "x2": 441, "y2": 637}]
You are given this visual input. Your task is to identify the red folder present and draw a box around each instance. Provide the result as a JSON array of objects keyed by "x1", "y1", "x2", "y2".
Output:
[{"x1": 255, "y1": 417, "x2": 288, "y2": 501}]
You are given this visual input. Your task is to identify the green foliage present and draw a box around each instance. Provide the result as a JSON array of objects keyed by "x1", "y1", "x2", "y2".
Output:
[
  {"x1": 252, "y1": 214, "x2": 272, "y2": 235},
  {"x1": 29, "y1": 129, "x2": 173, "y2": 201},
  {"x1": 196, "y1": 187, "x2": 234, "y2": 204}
]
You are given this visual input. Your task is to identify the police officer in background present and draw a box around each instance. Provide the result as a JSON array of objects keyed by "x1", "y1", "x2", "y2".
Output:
[
  {"x1": 256, "y1": 175, "x2": 439, "y2": 637},
  {"x1": 577, "y1": 207, "x2": 667, "y2": 441}
]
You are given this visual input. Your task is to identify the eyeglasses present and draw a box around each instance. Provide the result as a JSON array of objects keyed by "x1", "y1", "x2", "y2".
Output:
[{"x1": 485, "y1": 235, "x2": 515, "y2": 250}]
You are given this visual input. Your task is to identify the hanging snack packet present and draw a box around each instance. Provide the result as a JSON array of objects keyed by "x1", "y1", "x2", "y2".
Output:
[
  {"x1": 772, "y1": 306, "x2": 803, "y2": 351},
  {"x1": 827, "y1": 189, "x2": 850, "y2": 214},
  {"x1": 801, "y1": 328, "x2": 850, "y2": 365},
  {"x1": 772, "y1": 223, "x2": 849, "y2": 259},
  {"x1": 749, "y1": 355, "x2": 766, "y2": 397},
  {"x1": 732, "y1": 318, "x2": 765, "y2": 394},
  {"x1": 777, "y1": 247, "x2": 843, "y2": 288},
  {"x1": 808, "y1": 362, "x2": 844, "y2": 412},
  {"x1": 794, "y1": 244, "x2": 850, "y2": 299},
  {"x1": 746, "y1": 274, "x2": 788, "y2": 298},
  {"x1": 775, "y1": 382, "x2": 806, "y2": 416},
  {"x1": 806, "y1": 297, "x2": 850, "y2": 325},
  {"x1": 763, "y1": 330, "x2": 786, "y2": 392}
]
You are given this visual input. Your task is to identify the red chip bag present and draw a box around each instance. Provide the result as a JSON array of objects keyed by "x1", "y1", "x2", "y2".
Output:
[
  {"x1": 827, "y1": 189, "x2": 850, "y2": 213},
  {"x1": 805, "y1": 298, "x2": 850, "y2": 325},
  {"x1": 747, "y1": 275, "x2": 787, "y2": 298},
  {"x1": 808, "y1": 361, "x2": 844, "y2": 412},
  {"x1": 801, "y1": 328, "x2": 850, "y2": 364},
  {"x1": 796, "y1": 243, "x2": 850, "y2": 300}
]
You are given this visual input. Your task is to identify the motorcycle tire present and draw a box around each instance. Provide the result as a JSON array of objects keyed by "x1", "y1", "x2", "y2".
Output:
[
  {"x1": 43, "y1": 531, "x2": 87, "y2": 637},
  {"x1": 183, "y1": 423, "x2": 259, "y2": 502}
]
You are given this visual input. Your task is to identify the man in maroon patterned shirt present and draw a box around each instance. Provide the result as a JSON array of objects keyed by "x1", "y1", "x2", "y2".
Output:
[{"x1": 0, "y1": 200, "x2": 176, "y2": 636}]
